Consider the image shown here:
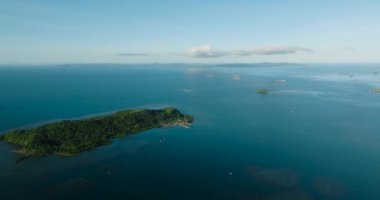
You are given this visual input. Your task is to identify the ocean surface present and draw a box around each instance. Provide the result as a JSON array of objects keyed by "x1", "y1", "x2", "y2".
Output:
[{"x1": 0, "y1": 64, "x2": 380, "y2": 200}]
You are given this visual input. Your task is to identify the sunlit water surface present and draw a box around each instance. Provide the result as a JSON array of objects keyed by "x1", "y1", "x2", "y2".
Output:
[{"x1": 0, "y1": 64, "x2": 380, "y2": 200}]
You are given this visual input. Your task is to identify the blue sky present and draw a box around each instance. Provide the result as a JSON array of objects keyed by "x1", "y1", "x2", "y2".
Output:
[{"x1": 0, "y1": 0, "x2": 379, "y2": 64}]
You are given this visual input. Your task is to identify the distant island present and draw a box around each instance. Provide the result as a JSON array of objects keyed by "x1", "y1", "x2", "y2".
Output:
[
  {"x1": 0, "y1": 107, "x2": 193, "y2": 157},
  {"x1": 369, "y1": 89, "x2": 380, "y2": 93},
  {"x1": 256, "y1": 88, "x2": 269, "y2": 95}
]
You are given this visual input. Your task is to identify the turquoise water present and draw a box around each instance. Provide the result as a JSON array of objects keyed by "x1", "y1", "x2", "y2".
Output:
[{"x1": 0, "y1": 64, "x2": 380, "y2": 200}]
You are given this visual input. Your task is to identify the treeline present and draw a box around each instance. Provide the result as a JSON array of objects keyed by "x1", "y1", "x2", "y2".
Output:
[{"x1": 0, "y1": 107, "x2": 193, "y2": 157}]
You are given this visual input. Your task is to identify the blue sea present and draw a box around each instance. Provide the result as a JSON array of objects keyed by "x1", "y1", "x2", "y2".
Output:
[{"x1": 0, "y1": 64, "x2": 380, "y2": 200}]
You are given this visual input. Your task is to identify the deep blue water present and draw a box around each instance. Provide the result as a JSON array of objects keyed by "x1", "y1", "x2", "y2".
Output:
[{"x1": 0, "y1": 64, "x2": 380, "y2": 200}]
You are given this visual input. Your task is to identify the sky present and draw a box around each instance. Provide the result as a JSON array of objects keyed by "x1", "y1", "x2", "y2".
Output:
[{"x1": 0, "y1": 0, "x2": 379, "y2": 64}]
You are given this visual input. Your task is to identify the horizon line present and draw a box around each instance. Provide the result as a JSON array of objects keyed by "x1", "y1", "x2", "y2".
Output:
[{"x1": 0, "y1": 62, "x2": 380, "y2": 67}]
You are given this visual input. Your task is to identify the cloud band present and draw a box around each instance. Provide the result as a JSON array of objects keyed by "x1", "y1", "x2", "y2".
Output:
[{"x1": 185, "y1": 45, "x2": 313, "y2": 58}]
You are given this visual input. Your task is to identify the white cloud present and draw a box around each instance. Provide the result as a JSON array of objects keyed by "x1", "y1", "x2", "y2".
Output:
[
  {"x1": 185, "y1": 45, "x2": 313, "y2": 58},
  {"x1": 251, "y1": 46, "x2": 313, "y2": 55},
  {"x1": 185, "y1": 45, "x2": 227, "y2": 58}
]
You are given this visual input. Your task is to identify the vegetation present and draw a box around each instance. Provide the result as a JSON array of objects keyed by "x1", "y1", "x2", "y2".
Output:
[
  {"x1": 0, "y1": 107, "x2": 193, "y2": 157},
  {"x1": 256, "y1": 88, "x2": 269, "y2": 95}
]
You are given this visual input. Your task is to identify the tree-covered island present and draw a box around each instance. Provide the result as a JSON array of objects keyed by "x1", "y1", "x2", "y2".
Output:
[{"x1": 0, "y1": 107, "x2": 193, "y2": 157}]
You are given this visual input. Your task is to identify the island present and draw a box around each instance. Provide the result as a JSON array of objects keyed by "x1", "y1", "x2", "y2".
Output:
[
  {"x1": 0, "y1": 107, "x2": 193, "y2": 157},
  {"x1": 256, "y1": 88, "x2": 269, "y2": 95},
  {"x1": 369, "y1": 89, "x2": 380, "y2": 93}
]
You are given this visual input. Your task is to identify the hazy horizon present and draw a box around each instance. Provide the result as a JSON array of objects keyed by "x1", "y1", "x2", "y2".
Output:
[{"x1": 1, "y1": 62, "x2": 380, "y2": 67}]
